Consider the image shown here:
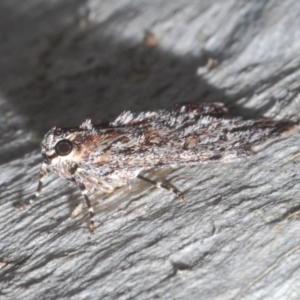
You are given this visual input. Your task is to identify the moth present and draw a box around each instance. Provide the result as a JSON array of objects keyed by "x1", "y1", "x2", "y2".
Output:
[{"x1": 17, "y1": 102, "x2": 295, "y2": 234}]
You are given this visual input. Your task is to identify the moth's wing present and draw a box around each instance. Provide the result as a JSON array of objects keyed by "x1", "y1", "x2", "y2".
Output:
[
  {"x1": 105, "y1": 104, "x2": 295, "y2": 171},
  {"x1": 109, "y1": 102, "x2": 228, "y2": 128},
  {"x1": 170, "y1": 102, "x2": 229, "y2": 119},
  {"x1": 74, "y1": 102, "x2": 295, "y2": 192}
]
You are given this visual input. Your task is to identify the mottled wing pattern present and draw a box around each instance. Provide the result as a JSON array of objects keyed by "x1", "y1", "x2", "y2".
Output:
[
  {"x1": 17, "y1": 102, "x2": 295, "y2": 234},
  {"x1": 95, "y1": 102, "x2": 294, "y2": 168}
]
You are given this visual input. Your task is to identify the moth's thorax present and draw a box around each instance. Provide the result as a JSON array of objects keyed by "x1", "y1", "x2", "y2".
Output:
[{"x1": 39, "y1": 123, "x2": 142, "y2": 192}]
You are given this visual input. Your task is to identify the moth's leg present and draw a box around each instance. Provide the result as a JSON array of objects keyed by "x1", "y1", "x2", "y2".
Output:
[
  {"x1": 78, "y1": 185, "x2": 95, "y2": 234},
  {"x1": 15, "y1": 168, "x2": 48, "y2": 210},
  {"x1": 137, "y1": 174, "x2": 186, "y2": 201}
]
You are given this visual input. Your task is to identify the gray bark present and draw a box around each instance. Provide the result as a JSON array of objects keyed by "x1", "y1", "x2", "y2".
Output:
[{"x1": 1, "y1": 1, "x2": 300, "y2": 299}]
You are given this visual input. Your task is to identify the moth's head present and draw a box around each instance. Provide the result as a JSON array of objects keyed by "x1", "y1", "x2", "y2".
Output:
[
  {"x1": 40, "y1": 119, "x2": 111, "y2": 168},
  {"x1": 40, "y1": 126, "x2": 86, "y2": 166}
]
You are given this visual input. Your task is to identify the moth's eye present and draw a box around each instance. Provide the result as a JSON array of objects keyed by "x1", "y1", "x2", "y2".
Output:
[{"x1": 55, "y1": 140, "x2": 73, "y2": 156}]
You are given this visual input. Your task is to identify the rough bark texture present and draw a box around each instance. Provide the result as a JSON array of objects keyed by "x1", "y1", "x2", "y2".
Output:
[{"x1": 1, "y1": 1, "x2": 300, "y2": 299}]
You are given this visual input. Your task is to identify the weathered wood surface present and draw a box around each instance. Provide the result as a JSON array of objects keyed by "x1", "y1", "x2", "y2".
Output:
[{"x1": 1, "y1": 1, "x2": 300, "y2": 299}]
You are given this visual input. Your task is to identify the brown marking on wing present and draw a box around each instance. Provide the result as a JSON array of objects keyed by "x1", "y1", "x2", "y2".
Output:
[
  {"x1": 94, "y1": 150, "x2": 111, "y2": 165},
  {"x1": 183, "y1": 136, "x2": 199, "y2": 149}
]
